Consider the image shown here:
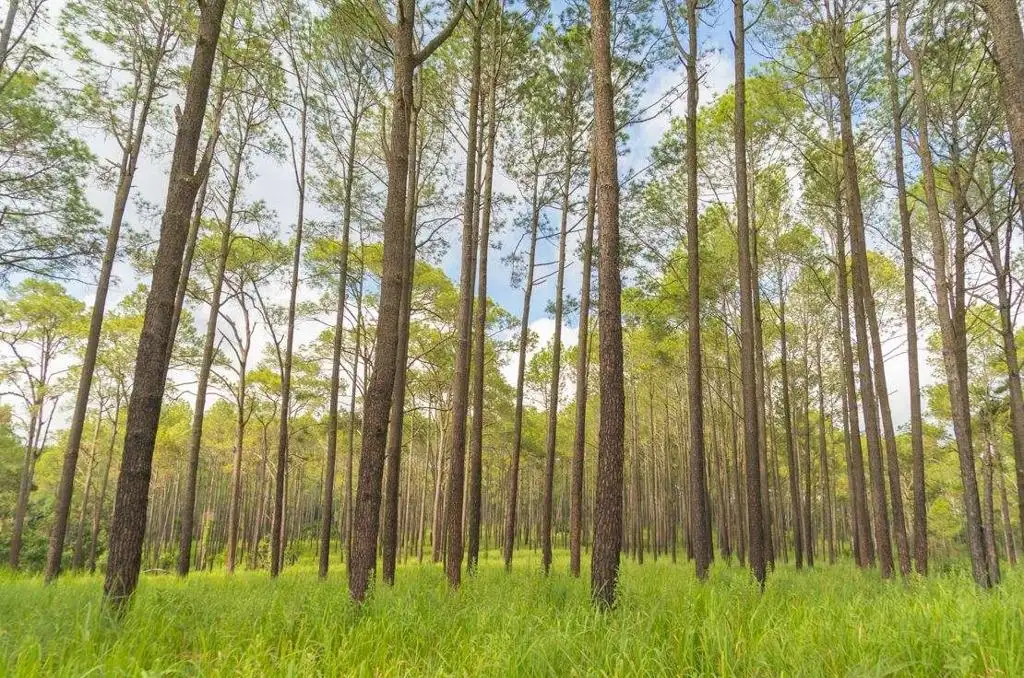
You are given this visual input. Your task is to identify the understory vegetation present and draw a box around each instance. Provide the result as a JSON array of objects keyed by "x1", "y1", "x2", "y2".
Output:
[{"x1": 2, "y1": 552, "x2": 1022, "y2": 676}]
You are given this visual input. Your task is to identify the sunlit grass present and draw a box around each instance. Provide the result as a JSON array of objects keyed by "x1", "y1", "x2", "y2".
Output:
[{"x1": 1, "y1": 550, "x2": 1021, "y2": 675}]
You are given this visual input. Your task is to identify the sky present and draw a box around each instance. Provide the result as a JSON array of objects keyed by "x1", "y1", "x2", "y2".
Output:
[{"x1": 9, "y1": 0, "x2": 936, "y2": 432}]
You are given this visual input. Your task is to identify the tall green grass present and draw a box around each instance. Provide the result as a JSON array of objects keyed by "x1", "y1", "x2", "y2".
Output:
[{"x1": 1, "y1": 551, "x2": 1021, "y2": 676}]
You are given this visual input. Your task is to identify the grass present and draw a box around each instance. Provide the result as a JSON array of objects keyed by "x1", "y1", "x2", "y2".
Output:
[{"x1": 1, "y1": 550, "x2": 1022, "y2": 676}]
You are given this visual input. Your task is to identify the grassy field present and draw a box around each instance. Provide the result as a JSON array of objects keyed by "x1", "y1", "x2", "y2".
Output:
[{"x1": 1, "y1": 550, "x2": 1021, "y2": 676}]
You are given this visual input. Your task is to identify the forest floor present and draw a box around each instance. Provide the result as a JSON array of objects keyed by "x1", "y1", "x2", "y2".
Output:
[{"x1": 1, "y1": 550, "x2": 1021, "y2": 676}]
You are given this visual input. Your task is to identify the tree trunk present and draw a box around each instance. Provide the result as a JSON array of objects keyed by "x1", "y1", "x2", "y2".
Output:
[
  {"x1": 270, "y1": 100, "x2": 308, "y2": 578},
  {"x1": 830, "y1": 15, "x2": 893, "y2": 578},
  {"x1": 178, "y1": 195, "x2": 236, "y2": 577},
  {"x1": 684, "y1": 0, "x2": 712, "y2": 580},
  {"x1": 103, "y1": 0, "x2": 228, "y2": 608},
  {"x1": 589, "y1": 0, "x2": 626, "y2": 608},
  {"x1": 570, "y1": 153, "x2": 596, "y2": 577},
  {"x1": 885, "y1": 0, "x2": 927, "y2": 575},
  {"x1": 348, "y1": 0, "x2": 462, "y2": 601},
  {"x1": 71, "y1": 412, "x2": 102, "y2": 569},
  {"x1": 801, "y1": 322, "x2": 814, "y2": 567},
  {"x1": 983, "y1": 437, "x2": 1002, "y2": 584},
  {"x1": 319, "y1": 89, "x2": 361, "y2": 579},
  {"x1": 46, "y1": 64, "x2": 163, "y2": 582},
  {"x1": 901, "y1": 19, "x2": 991, "y2": 588},
  {"x1": 444, "y1": 3, "x2": 483, "y2": 587},
  {"x1": 502, "y1": 174, "x2": 540, "y2": 570},
  {"x1": 816, "y1": 342, "x2": 835, "y2": 564},
  {"x1": 778, "y1": 277, "x2": 803, "y2": 569},
  {"x1": 542, "y1": 104, "x2": 575, "y2": 575},
  {"x1": 226, "y1": 355, "x2": 249, "y2": 572},
  {"x1": 382, "y1": 100, "x2": 420, "y2": 585},
  {"x1": 980, "y1": 0, "x2": 1024, "y2": 205},
  {"x1": 733, "y1": 0, "x2": 766, "y2": 589},
  {"x1": 89, "y1": 397, "x2": 121, "y2": 572},
  {"x1": 468, "y1": 74, "x2": 498, "y2": 572}
]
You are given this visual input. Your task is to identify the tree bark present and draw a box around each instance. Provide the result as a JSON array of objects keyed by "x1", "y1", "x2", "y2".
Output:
[
  {"x1": 444, "y1": 2, "x2": 483, "y2": 587},
  {"x1": 684, "y1": 0, "x2": 712, "y2": 580},
  {"x1": 734, "y1": 0, "x2": 766, "y2": 589},
  {"x1": 980, "y1": 0, "x2": 1024, "y2": 206},
  {"x1": 502, "y1": 173, "x2": 540, "y2": 570},
  {"x1": 468, "y1": 73, "x2": 498, "y2": 572},
  {"x1": 103, "y1": 0, "x2": 228, "y2": 607},
  {"x1": 886, "y1": 0, "x2": 927, "y2": 575},
  {"x1": 589, "y1": 0, "x2": 626, "y2": 608},
  {"x1": 319, "y1": 88, "x2": 362, "y2": 579},
  {"x1": 570, "y1": 153, "x2": 596, "y2": 577},
  {"x1": 777, "y1": 276, "x2": 803, "y2": 569},
  {"x1": 382, "y1": 99, "x2": 419, "y2": 585},
  {"x1": 901, "y1": 17, "x2": 991, "y2": 588},
  {"x1": 348, "y1": 0, "x2": 462, "y2": 602}
]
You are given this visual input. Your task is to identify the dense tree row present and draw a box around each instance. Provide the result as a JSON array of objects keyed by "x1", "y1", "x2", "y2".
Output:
[{"x1": 2, "y1": 0, "x2": 1024, "y2": 609}]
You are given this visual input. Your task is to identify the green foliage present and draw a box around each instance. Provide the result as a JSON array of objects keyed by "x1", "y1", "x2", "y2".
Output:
[
  {"x1": 0, "y1": 70, "x2": 99, "y2": 283},
  {"x1": 2, "y1": 554, "x2": 1022, "y2": 674}
]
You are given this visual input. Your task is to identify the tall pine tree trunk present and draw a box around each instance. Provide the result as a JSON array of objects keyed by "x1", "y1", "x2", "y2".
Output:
[
  {"x1": 104, "y1": 0, "x2": 229, "y2": 607},
  {"x1": 382, "y1": 98, "x2": 420, "y2": 585},
  {"x1": 319, "y1": 88, "x2": 362, "y2": 579},
  {"x1": 444, "y1": 1, "x2": 483, "y2": 587},
  {"x1": 734, "y1": 0, "x2": 766, "y2": 588},
  {"x1": 901, "y1": 19, "x2": 991, "y2": 588},
  {"x1": 468, "y1": 74, "x2": 499, "y2": 572},
  {"x1": 589, "y1": 0, "x2": 626, "y2": 608},
  {"x1": 685, "y1": 0, "x2": 712, "y2": 580},
  {"x1": 569, "y1": 153, "x2": 596, "y2": 577}
]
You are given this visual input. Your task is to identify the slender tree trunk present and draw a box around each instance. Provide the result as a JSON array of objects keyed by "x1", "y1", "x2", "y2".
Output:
[
  {"x1": 270, "y1": 102, "x2": 308, "y2": 578},
  {"x1": 503, "y1": 176, "x2": 540, "y2": 570},
  {"x1": 734, "y1": 0, "x2": 766, "y2": 589},
  {"x1": 901, "y1": 19, "x2": 991, "y2": 588},
  {"x1": 71, "y1": 414, "x2": 102, "y2": 570},
  {"x1": 996, "y1": 449, "x2": 1018, "y2": 565},
  {"x1": 104, "y1": 0, "x2": 228, "y2": 607},
  {"x1": 178, "y1": 204, "x2": 235, "y2": 577},
  {"x1": 778, "y1": 278, "x2": 803, "y2": 569},
  {"x1": 589, "y1": 0, "x2": 626, "y2": 608},
  {"x1": 345, "y1": 271, "x2": 364, "y2": 556},
  {"x1": 816, "y1": 342, "x2": 835, "y2": 564},
  {"x1": 885, "y1": 0, "x2": 927, "y2": 575},
  {"x1": 726, "y1": 330, "x2": 746, "y2": 564},
  {"x1": 444, "y1": 5, "x2": 483, "y2": 587},
  {"x1": 0, "y1": 0, "x2": 20, "y2": 70},
  {"x1": 319, "y1": 95, "x2": 361, "y2": 579},
  {"x1": 979, "y1": 176, "x2": 1024, "y2": 552},
  {"x1": 542, "y1": 111, "x2": 575, "y2": 575},
  {"x1": 46, "y1": 65, "x2": 164, "y2": 582},
  {"x1": 468, "y1": 75, "x2": 498, "y2": 572},
  {"x1": 382, "y1": 101, "x2": 420, "y2": 585},
  {"x1": 830, "y1": 15, "x2": 893, "y2": 579},
  {"x1": 570, "y1": 153, "x2": 596, "y2": 577},
  {"x1": 226, "y1": 358, "x2": 249, "y2": 573},
  {"x1": 801, "y1": 323, "x2": 814, "y2": 567},
  {"x1": 683, "y1": 0, "x2": 712, "y2": 580},
  {"x1": 832, "y1": 154, "x2": 872, "y2": 568},
  {"x1": 89, "y1": 397, "x2": 121, "y2": 572},
  {"x1": 983, "y1": 436, "x2": 1002, "y2": 584}
]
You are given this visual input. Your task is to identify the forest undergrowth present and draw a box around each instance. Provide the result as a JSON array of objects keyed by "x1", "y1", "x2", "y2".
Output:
[{"x1": 1, "y1": 550, "x2": 1021, "y2": 676}]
